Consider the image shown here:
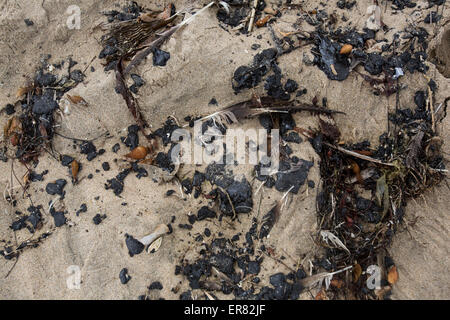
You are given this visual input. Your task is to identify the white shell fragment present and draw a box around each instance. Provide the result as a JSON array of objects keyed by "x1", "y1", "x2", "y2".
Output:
[
  {"x1": 139, "y1": 224, "x2": 170, "y2": 253},
  {"x1": 147, "y1": 237, "x2": 163, "y2": 253}
]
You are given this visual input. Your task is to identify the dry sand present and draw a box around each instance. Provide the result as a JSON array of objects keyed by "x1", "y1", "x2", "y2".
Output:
[{"x1": 0, "y1": 0, "x2": 449, "y2": 299}]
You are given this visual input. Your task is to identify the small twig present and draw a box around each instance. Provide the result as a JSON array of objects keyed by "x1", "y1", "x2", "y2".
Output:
[
  {"x1": 324, "y1": 142, "x2": 396, "y2": 167},
  {"x1": 54, "y1": 131, "x2": 108, "y2": 143},
  {"x1": 82, "y1": 56, "x2": 96, "y2": 74},
  {"x1": 424, "y1": 75, "x2": 435, "y2": 133},
  {"x1": 218, "y1": 186, "x2": 237, "y2": 220},
  {"x1": 248, "y1": 0, "x2": 258, "y2": 33},
  {"x1": 261, "y1": 250, "x2": 295, "y2": 272},
  {"x1": 4, "y1": 256, "x2": 19, "y2": 279}
]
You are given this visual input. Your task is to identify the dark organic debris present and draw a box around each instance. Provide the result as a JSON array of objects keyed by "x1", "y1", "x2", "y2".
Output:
[
  {"x1": 275, "y1": 160, "x2": 314, "y2": 194},
  {"x1": 4, "y1": 104, "x2": 15, "y2": 115},
  {"x1": 152, "y1": 48, "x2": 171, "y2": 66},
  {"x1": 102, "y1": 162, "x2": 111, "y2": 171},
  {"x1": 424, "y1": 12, "x2": 441, "y2": 24},
  {"x1": 24, "y1": 19, "x2": 34, "y2": 26},
  {"x1": 314, "y1": 36, "x2": 350, "y2": 81},
  {"x1": 232, "y1": 48, "x2": 278, "y2": 93},
  {"x1": 388, "y1": 0, "x2": 417, "y2": 10},
  {"x1": 30, "y1": 170, "x2": 48, "y2": 182},
  {"x1": 105, "y1": 169, "x2": 131, "y2": 196},
  {"x1": 70, "y1": 70, "x2": 85, "y2": 83},
  {"x1": 178, "y1": 234, "x2": 305, "y2": 299},
  {"x1": 149, "y1": 281, "x2": 163, "y2": 290},
  {"x1": 76, "y1": 203, "x2": 87, "y2": 216},
  {"x1": 45, "y1": 179, "x2": 67, "y2": 196},
  {"x1": 197, "y1": 206, "x2": 217, "y2": 221},
  {"x1": 312, "y1": 82, "x2": 446, "y2": 299},
  {"x1": 364, "y1": 53, "x2": 384, "y2": 76},
  {"x1": 337, "y1": 0, "x2": 356, "y2": 9},
  {"x1": 93, "y1": 214, "x2": 107, "y2": 225},
  {"x1": 125, "y1": 234, "x2": 145, "y2": 257},
  {"x1": 32, "y1": 92, "x2": 58, "y2": 115},
  {"x1": 154, "y1": 118, "x2": 179, "y2": 146},
  {"x1": 51, "y1": 211, "x2": 66, "y2": 227},
  {"x1": 10, "y1": 206, "x2": 43, "y2": 233},
  {"x1": 131, "y1": 73, "x2": 145, "y2": 87},
  {"x1": 61, "y1": 155, "x2": 74, "y2": 166},
  {"x1": 119, "y1": 268, "x2": 131, "y2": 284},
  {"x1": 259, "y1": 202, "x2": 281, "y2": 239},
  {"x1": 216, "y1": 176, "x2": 253, "y2": 216},
  {"x1": 217, "y1": 5, "x2": 249, "y2": 29}
]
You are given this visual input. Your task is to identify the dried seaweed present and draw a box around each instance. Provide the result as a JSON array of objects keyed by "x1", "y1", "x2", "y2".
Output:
[
  {"x1": 312, "y1": 82, "x2": 446, "y2": 299},
  {"x1": 102, "y1": 2, "x2": 223, "y2": 136}
]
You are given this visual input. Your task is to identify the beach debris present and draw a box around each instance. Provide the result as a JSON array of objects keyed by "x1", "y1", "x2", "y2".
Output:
[
  {"x1": 102, "y1": 162, "x2": 110, "y2": 171},
  {"x1": 99, "y1": 3, "x2": 174, "y2": 64},
  {"x1": 125, "y1": 146, "x2": 149, "y2": 160},
  {"x1": 76, "y1": 204, "x2": 87, "y2": 216},
  {"x1": 300, "y1": 266, "x2": 352, "y2": 290},
  {"x1": 122, "y1": 125, "x2": 140, "y2": 150},
  {"x1": 319, "y1": 230, "x2": 350, "y2": 254},
  {"x1": 259, "y1": 201, "x2": 281, "y2": 239},
  {"x1": 71, "y1": 160, "x2": 79, "y2": 182},
  {"x1": 197, "y1": 95, "x2": 344, "y2": 127},
  {"x1": 149, "y1": 281, "x2": 163, "y2": 290},
  {"x1": 232, "y1": 48, "x2": 278, "y2": 93},
  {"x1": 274, "y1": 160, "x2": 314, "y2": 194},
  {"x1": 424, "y1": 11, "x2": 441, "y2": 24},
  {"x1": 337, "y1": 0, "x2": 356, "y2": 9},
  {"x1": 125, "y1": 234, "x2": 145, "y2": 257},
  {"x1": 147, "y1": 237, "x2": 163, "y2": 254},
  {"x1": 216, "y1": 0, "x2": 267, "y2": 32},
  {"x1": 2, "y1": 61, "x2": 79, "y2": 163},
  {"x1": 314, "y1": 36, "x2": 350, "y2": 81},
  {"x1": 217, "y1": 176, "x2": 253, "y2": 217},
  {"x1": 10, "y1": 206, "x2": 43, "y2": 233},
  {"x1": 255, "y1": 15, "x2": 272, "y2": 28},
  {"x1": 393, "y1": 67, "x2": 404, "y2": 79},
  {"x1": 45, "y1": 179, "x2": 67, "y2": 197},
  {"x1": 197, "y1": 206, "x2": 217, "y2": 221},
  {"x1": 353, "y1": 264, "x2": 362, "y2": 283},
  {"x1": 311, "y1": 80, "x2": 446, "y2": 298},
  {"x1": 387, "y1": 0, "x2": 418, "y2": 10},
  {"x1": 103, "y1": 1, "x2": 223, "y2": 132},
  {"x1": 339, "y1": 44, "x2": 353, "y2": 55},
  {"x1": 248, "y1": 0, "x2": 258, "y2": 32},
  {"x1": 176, "y1": 235, "x2": 304, "y2": 299},
  {"x1": 152, "y1": 48, "x2": 171, "y2": 66},
  {"x1": 105, "y1": 168, "x2": 131, "y2": 196},
  {"x1": 139, "y1": 224, "x2": 170, "y2": 253},
  {"x1": 51, "y1": 210, "x2": 66, "y2": 228},
  {"x1": 66, "y1": 94, "x2": 87, "y2": 105},
  {"x1": 1, "y1": 0, "x2": 447, "y2": 302},
  {"x1": 386, "y1": 257, "x2": 399, "y2": 285},
  {"x1": 93, "y1": 214, "x2": 107, "y2": 225},
  {"x1": 365, "y1": 5, "x2": 382, "y2": 31},
  {"x1": 119, "y1": 268, "x2": 131, "y2": 284}
]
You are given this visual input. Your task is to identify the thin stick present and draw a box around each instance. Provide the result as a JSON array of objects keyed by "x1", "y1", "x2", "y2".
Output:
[
  {"x1": 218, "y1": 186, "x2": 237, "y2": 220},
  {"x1": 261, "y1": 250, "x2": 295, "y2": 272},
  {"x1": 54, "y1": 131, "x2": 108, "y2": 143},
  {"x1": 248, "y1": 0, "x2": 258, "y2": 33},
  {"x1": 4, "y1": 256, "x2": 19, "y2": 279},
  {"x1": 428, "y1": 83, "x2": 435, "y2": 133},
  {"x1": 324, "y1": 142, "x2": 396, "y2": 167}
]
